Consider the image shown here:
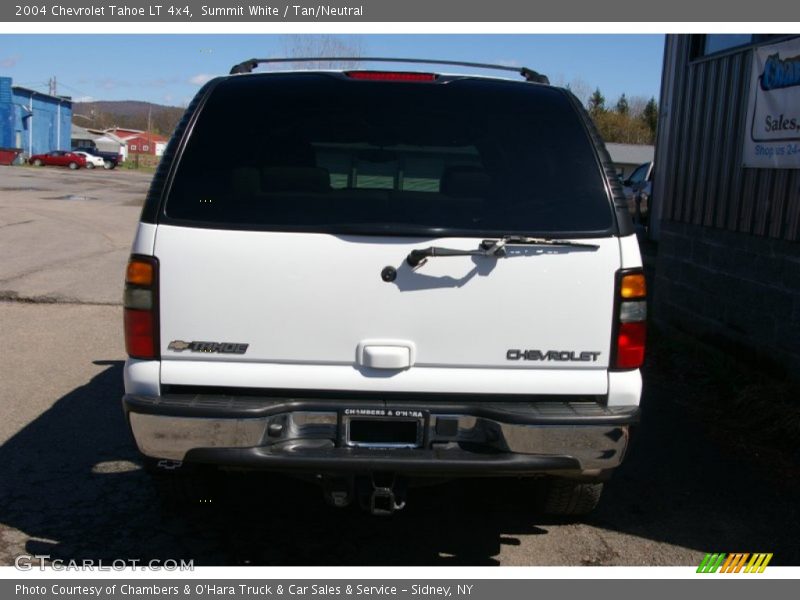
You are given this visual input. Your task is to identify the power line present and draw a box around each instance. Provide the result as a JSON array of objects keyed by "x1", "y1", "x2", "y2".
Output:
[{"x1": 56, "y1": 80, "x2": 97, "y2": 101}]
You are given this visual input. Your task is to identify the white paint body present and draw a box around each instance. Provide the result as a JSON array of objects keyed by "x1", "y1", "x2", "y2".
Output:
[{"x1": 125, "y1": 224, "x2": 643, "y2": 405}]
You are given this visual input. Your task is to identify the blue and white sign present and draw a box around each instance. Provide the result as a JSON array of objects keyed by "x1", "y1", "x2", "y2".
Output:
[{"x1": 744, "y1": 37, "x2": 800, "y2": 168}]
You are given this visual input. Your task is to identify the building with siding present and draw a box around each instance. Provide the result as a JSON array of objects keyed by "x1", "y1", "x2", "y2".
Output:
[
  {"x1": 0, "y1": 76, "x2": 72, "y2": 158},
  {"x1": 652, "y1": 34, "x2": 800, "y2": 376},
  {"x1": 606, "y1": 143, "x2": 655, "y2": 179},
  {"x1": 123, "y1": 133, "x2": 167, "y2": 157}
]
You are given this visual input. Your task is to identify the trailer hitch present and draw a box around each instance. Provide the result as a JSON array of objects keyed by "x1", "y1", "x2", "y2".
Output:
[
  {"x1": 322, "y1": 474, "x2": 408, "y2": 515},
  {"x1": 369, "y1": 473, "x2": 407, "y2": 516}
]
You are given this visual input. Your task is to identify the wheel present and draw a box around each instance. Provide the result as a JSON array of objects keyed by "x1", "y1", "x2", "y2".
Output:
[
  {"x1": 541, "y1": 478, "x2": 603, "y2": 516},
  {"x1": 103, "y1": 160, "x2": 115, "y2": 170},
  {"x1": 85, "y1": 162, "x2": 95, "y2": 169},
  {"x1": 33, "y1": 159, "x2": 43, "y2": 166},
  {"x1": 68, "y1": 161, "x2": 79, "y2": 170}
]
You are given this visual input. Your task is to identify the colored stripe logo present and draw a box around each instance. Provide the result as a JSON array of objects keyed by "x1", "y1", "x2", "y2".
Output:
[{"x1": 697, "y1": 553, "x2": 773, "y2": 573}]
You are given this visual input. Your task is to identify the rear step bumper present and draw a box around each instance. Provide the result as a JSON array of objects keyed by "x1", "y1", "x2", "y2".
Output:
[{"x1": 123, "y1": 394, "x2": 639, "y2": 476}]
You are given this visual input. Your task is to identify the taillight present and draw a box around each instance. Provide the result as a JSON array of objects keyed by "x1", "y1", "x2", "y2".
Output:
[
  {"x1": 345, "y1": 71, "x2": 437, "y2": 82},
  {"x1": 612, "y1": 271, "x2": 646, "y2": 369},
  {"x1": 124, "y1": 255, "x2": 159, "y2": 359}
]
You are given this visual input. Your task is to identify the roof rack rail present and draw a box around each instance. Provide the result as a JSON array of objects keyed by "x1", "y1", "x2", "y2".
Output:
[{"x1": 228, "y1": 57, "x2": 549, "y2": 84}]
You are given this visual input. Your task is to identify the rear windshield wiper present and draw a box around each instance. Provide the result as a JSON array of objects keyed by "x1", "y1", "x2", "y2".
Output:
[{"x1": 406, "y1": 236, "x2": 600, "y2": 267}]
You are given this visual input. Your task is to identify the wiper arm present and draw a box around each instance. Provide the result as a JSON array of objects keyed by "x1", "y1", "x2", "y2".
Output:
[
  {"x1": 406, "y1": 236, "x2": 599, "y2": 268},
  {"x1": 406, "y1": 245, "x2": 494, "y2": 267}
]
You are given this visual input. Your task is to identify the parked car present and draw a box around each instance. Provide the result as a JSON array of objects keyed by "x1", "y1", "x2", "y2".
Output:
[
  {"x1": 71, "y1": 146, "x2": 122, "y2": 170},
  {"x1": 28, "y1": 151, "x2": 86, "y2": 170},
  {"x1": 71, "y1": 151, "x2": 105, "y2": 169},
  {"x1": 622, "y1": 161, "x2": 653, "y2": 225},
  {"x1": 123, "y1": 59, "x2": 646, "y2": 517}
]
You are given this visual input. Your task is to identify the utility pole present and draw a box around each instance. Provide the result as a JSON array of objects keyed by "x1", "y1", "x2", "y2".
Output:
[{"x1": 48, "y1": 76, "x2": 57, "y2": 96}]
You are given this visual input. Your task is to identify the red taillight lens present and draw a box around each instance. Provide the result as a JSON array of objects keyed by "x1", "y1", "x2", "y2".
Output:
[
  {"x1": 345, "y1": 71, "x2": 437, "y2": 82},
  {"x1": 124, "y1": 309, "x2": 156, "y2": 358},
  {"x1": 615, "y1": 321, "x2": 647, "y2": 369},
  {"x1": 613, "y1": 269, "x2": 647, "y2": 370},
  {"x1": 124, "y1": 256, "x2": 158, "y2": 360}
]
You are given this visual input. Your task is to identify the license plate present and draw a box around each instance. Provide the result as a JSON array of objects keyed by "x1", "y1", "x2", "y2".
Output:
[{"x1": 342, "y1": 408, "x2": 426, "y2": 448}]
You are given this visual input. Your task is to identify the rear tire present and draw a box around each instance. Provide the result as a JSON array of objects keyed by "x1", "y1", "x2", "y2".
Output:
[
  {"x1": 33, "y1": 159, "x2": 43, "y2": 166},
  {"x1": 86, "y1": 162, "x2": 95, "y2": 169},
  {"x1": 68, "y1": 161, "x2": 79, "y2": 170},
  {"x1": 542, "y1": 478, "x2": 603, "y2": 516},
  {"x1": 103, "y1": 160, "x2": 115, "y2": 170}
]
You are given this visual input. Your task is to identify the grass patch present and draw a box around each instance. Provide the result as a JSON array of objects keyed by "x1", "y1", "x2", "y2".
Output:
[{"x1": 122, "y1": 154, "x2": 160, "y2": 174}]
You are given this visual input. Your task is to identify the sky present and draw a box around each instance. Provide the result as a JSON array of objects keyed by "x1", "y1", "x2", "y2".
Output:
[{"x1": 0, "y1": 34, "x2": 664, "y2": 107}]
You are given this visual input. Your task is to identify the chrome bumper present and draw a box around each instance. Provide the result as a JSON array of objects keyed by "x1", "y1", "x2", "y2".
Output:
[{"x1": 124, "y1": 394, "x2": 638, "y2": 475}]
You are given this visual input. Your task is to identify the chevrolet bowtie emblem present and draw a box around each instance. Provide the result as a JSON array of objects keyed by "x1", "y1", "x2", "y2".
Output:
[{"x1": 167, "y1": 340, "x2": 191, "y2": 352}]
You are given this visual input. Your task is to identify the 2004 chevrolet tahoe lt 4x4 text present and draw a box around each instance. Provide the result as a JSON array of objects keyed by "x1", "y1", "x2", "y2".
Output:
[{"x1": 122, "y1": 58, "x2": 646, "y2": 516}]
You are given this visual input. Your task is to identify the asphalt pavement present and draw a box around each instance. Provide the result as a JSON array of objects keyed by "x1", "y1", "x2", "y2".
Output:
[
  {"x1": 0, "y1": 164, "x2": 147, "y2": 305},
  {"x1": 1, "y1": 164, "x2": 798, "y2": 566}
]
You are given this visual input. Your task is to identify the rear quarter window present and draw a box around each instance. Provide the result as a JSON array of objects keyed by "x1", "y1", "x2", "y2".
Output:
[{"x1": 163, "y1": 73, "x2": 614, "y2": 237}]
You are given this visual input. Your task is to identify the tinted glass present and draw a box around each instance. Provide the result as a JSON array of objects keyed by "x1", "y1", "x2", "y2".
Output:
[
  {"x1": 165, "y1": 74, "x2": 613, "y2": 236},
  {"x1": 703, "y1": 34, "x2": 753, "y2": 56}
]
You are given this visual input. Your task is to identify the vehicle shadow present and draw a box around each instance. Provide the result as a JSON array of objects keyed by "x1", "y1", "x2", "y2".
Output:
[
  {"x1": 1, "y1": 358, "x2": 798, "y2": 565},
  {"x1": 594, "y1": 363, "x2": 800, "y2": 565},
  {"x1": 0, "y1": 361, "x2": 546, "y2": 566}
]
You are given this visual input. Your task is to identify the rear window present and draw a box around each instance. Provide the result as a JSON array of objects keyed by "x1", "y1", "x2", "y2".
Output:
[{"x1": 164, "y1": 73, "x2": 614, "y2": 236}]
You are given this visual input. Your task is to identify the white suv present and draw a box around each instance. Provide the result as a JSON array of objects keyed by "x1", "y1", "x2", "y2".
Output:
[{"x1": 122, "y1": 59, "x2": 646, "y2": 516}]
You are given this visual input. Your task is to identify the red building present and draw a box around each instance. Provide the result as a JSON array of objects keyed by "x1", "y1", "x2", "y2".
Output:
[
  {"x1": 105, "y1": 128, "x2": 167, "y2": 157},
  {"x1": 124, "y1": 134, "x2": 167, "y2": 156}
]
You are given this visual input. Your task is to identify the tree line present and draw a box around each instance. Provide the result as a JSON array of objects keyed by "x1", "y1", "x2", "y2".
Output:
[{"x1": 584, "y1": 88, "x2": 659, "y2": 145}]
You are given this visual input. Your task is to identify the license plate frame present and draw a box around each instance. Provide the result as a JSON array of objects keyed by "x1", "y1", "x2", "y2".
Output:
[{"x1": 341, "y1": 408, "x2": 427, "y2": 449}]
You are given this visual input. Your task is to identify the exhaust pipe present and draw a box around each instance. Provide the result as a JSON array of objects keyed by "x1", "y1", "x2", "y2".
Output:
[{"x1": 322, "y1": 476, "x2": 354, "y2": 508}]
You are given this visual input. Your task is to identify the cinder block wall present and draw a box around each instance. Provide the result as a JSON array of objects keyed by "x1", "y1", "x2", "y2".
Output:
[{"x1": 654, "y1": 221, "x2": 800, "y2": 377}]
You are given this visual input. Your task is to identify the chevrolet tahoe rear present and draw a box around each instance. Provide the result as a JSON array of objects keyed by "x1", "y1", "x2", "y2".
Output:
[{"x1": 122, "y1": 60, "x2": 645, "y2": 516}]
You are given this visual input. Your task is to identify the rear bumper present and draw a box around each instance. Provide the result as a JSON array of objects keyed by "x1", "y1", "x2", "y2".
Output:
[{"x1": 123, "y1": 394, "x2": 639, "y2": 477}]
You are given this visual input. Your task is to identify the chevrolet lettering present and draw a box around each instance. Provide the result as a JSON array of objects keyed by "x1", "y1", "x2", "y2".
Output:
[{"x1": 506, "y1": 349, "x2": 602, "y2": 362}]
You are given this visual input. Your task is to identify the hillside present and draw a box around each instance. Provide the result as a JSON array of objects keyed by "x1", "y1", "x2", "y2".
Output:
[{"x1": 73, "y1": 100, "x2": 185, "y2": 136}]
